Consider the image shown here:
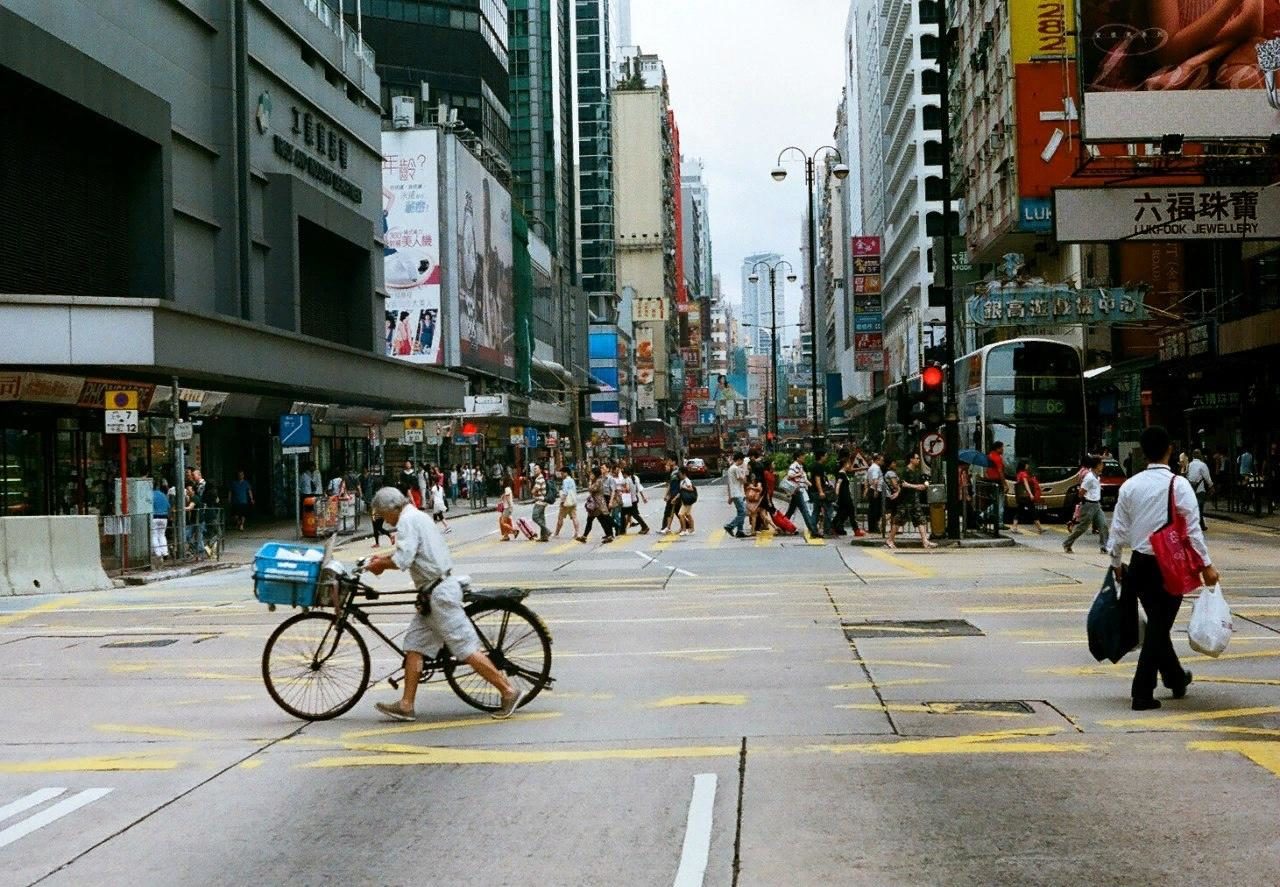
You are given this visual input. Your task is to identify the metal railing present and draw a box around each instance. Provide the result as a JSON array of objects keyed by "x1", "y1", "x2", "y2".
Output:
[
  {"x1": 969, "y1": 479, "x2": 1003, "y2": 538},
  {"x1": 99, "y1": 507, "x2": 225, "y2": 573}
]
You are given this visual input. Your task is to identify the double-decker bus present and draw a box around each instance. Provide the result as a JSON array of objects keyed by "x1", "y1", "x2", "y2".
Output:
[
  {"x1": 627, "y1": 420, "x2": 678, "y2": 480},
  {"x1": 685, "y1": 424, "x2": 724, "y2": 476},
  {"x1": 955, "y1": 337, "x2": 1087, "y2": 514}
]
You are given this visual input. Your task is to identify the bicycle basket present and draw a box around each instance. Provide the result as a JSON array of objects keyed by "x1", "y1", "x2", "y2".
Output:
[{"x1": 253, "y1": 542, "x2": 324, "y2": 608}]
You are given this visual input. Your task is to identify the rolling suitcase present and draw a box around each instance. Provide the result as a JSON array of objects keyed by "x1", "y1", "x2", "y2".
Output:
[
  {"x1": 772, "y1": 512, "x2": 798, "y2": 535},
  {"x1": 516, "y1": 517, "x2": 538, "y2": 540}
]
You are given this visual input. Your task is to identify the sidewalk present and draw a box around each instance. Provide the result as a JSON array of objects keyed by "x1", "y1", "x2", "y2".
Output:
[
  {"x1": 1203, "y1": 508, "x2": 1280, "y2": 532},
  {"x1": 125, "y1": 498, "x2": 501, "y2": 585}
]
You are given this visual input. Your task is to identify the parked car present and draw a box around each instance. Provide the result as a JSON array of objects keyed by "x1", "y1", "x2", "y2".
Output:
[{"x1": 684, "y1": 458, "x2": 709, "y2": 479}]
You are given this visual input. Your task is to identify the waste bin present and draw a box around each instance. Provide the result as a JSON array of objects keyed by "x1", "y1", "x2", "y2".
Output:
[
  {"x1": 927, "y1": 483, "x2": 946, "y2": 537},
  {"x1": 301, "y1": 495, "x2": 319, "y2": 538}
]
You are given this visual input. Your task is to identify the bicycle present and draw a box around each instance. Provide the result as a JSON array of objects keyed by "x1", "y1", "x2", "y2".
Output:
[{"x1": 255, "y1": 544, "x2": 553, "y2": 721}]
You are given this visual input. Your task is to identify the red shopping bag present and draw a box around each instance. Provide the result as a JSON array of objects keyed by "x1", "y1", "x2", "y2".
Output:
[{"x1": 1148, "y1": 477, "x2": 1205, "y2": 597}]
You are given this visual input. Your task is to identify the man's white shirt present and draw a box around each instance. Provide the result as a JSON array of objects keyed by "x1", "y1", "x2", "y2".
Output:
[{"x1": 1107, "y1": 464, "x2": 1211, "y2": 570}]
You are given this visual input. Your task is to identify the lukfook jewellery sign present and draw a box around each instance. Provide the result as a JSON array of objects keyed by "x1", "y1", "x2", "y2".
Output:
[{"x1": 1054, "y1": 185, "x2": 1280, "y2": 242}]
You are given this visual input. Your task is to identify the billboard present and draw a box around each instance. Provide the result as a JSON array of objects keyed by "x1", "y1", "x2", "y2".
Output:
[
  {"x1": 1011, "y1": 0, "x2": 1076, "y2": 63},
  {"x1": 1054, "y1": 185, "x2": 1280, "y2": 240},
  {"x1": 1015, "y1": 62, "x2": 1081, "y2": 233},
  {"x1": 381, "y1": 131, "x2": 443, "y2": 365},
  {"x1": 851, "y1": 236, "x2": 885, "y2": 371},
  {"x1": 1080, "y1": 0, "x2": 1280, "y2": 139},
  {"x1": 455, "y1": 143, "x2": 514, "y2": 378}
]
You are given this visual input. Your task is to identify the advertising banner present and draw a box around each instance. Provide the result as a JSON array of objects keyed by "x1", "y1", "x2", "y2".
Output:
[
  {"x1": 851, "y1": 236, "x2": 885, "y2": 372},
  {"x1": 381, "y1": 131, "x2": 443, "y2": 365},
  {"x1": 1054, "y1": 185, "x2": 1280, "y2": 241},
  {"x1": 1011, "y1": 0, "x2": 1075, "y2": 63},
  {"x1": 1080, "y1": 0, "x2": 1280, "y2": 139},
  {"x1": 455, "y1": 143, "x2": 514, "y2": 378},
  {"x1": 1015, "y1": 61, "x2": 1080, "y2": 234}
]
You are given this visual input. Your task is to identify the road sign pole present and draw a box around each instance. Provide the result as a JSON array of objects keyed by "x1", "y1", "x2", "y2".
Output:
[
  {"x1": 172, "y1": 377, "x2": 185, "y2": 561},
  {"x1": 293, "y1": 453, "x2": 301, "y2": 540},
  {"x1": 119, "y1": 434, "x2": 129, "y2": 571}
]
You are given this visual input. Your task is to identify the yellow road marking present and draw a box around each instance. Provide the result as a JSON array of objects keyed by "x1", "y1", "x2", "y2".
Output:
[
  {"x1": 854, "y1": 659, "x2": 952, "y2": 669},
  {"x1": 238, "y1": 759, "x2": 264, "y2": 770},
  {"x1": 95, "y1": 724, "x2": 213, "y2": 740},
  {"x1": 1197, "y1": 676, "x2": 1280, "y2": 686},
  {"x1": 755, "y1": 531, "x2": 775, "y2": 547},
  {"x1": 1102, "y1": 705, "x2": 1280, "y2": 729},
  {"x1": 546, "y1": 539, "x2": 579, "y2": 554},
  {"x1": 863, "y1": 548, "x2": 936, "y2": 577},
  {"x1": 1189, "y1": 740, "x2": 1280, "y2": 779},
  {"x1": 646, "y1": 694, "x2": 747, "y2": 708},
  {"x1": 706, "y1": 528, "x2": 726, "y2": 548},
  {"x1": 804, "y1": 531, "x2": 826, "y2": 546},
  {"x1": 342, "y1": 711, "x2": 562, "y2": 740},
  {"x1": 807, "y1": 727, "x2": 1087, "y2": 756},
  {"x1": 829, "y1": 678, "x2": 942, "y2": 690},
  {"x1": 0, "y1": 597, "x2": 83, "y2": 627},
  {"x1": 0, "y1": 754, "x2": 181, "y2": 773},
  {"x1": 185, "y1": 671, "x2": 262, "y2": 683},
  {"x1": 653, "y1": 533, "x2": 679, "y2": 550},
  {"x1": 303, "y1": 743, "x2": 740, "y2": 768}
]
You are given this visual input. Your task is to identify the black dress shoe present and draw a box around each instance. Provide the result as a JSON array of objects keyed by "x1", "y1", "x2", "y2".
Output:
[
  {"x1": 1132, "y1": 698, "x2": 1161, "y2": 711},
  {"x1": 1171, "y1": 670, "x2": 1193, "y2": 699}
]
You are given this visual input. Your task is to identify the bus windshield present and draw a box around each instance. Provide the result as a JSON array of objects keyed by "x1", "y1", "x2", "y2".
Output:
[{"x1": 984, "y1": 341, "x2": 1085, "y2": 481}]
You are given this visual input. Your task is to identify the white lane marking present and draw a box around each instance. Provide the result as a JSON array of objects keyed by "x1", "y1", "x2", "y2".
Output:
[
  {"x1": 635, "y1": 551, "x2": 658, "y2": 565},
  {"x1": 0, "y1": 788, "x2": 112, "y2": 849},
  {"x1": 0, "y1": 789, "x2": 66, "y2": 824},
  {"x1": 673, "y1": 773, "x2": 718, "y2": 887},
  {"x1": 674, "y1": 568, "x2": 697, "y2": 577}
]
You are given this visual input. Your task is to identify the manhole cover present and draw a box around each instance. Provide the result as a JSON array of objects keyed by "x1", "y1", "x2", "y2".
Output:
[
  {"x1": 841, "y1": 619, "x2": 983, "y2": 639},
  {"x1": 925, "y1": 700, "x2": 1034, "y2": 715},
  {"x1": 102, "y1": 638, "x2": 179, "y2": 649}
]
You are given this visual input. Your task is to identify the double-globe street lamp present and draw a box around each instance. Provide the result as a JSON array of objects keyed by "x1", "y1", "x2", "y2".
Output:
[
  {"x1": 771, "y1": 147, "x2": 849, "y2": 443},
  {"x1": 746, "y1": 259, "x2": 797, "y2": 445}
]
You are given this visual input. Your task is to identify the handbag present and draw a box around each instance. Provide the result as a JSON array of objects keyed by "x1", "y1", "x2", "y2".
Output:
[
  {"x1": 679, "y1": 485, "x2": 698, "y2": 505},
  {"x1": 1148, "y1": 477, "x2": 1205, "y2": 597},
  {"x1": 1087, "y1": 568, "x2": 1139, "y2": 664},
  {"x1": 585, "y1": 496, "x2": 599, "y2": 514}
]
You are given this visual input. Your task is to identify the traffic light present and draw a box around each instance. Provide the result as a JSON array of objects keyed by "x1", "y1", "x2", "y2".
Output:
[
  {"x1": 895, "y1": 384, "x2": 913, "y2": 427},
  {"x1": 920, "y1": 364, "x2": 945, "y2": 426}
]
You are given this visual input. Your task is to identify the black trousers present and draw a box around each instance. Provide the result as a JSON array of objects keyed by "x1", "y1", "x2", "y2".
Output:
[
  {"x1": 661, "y1": 498, "x2": 677, "y2": 529},
  {"x1": 1127, "y1": 552, "x2": 1187, "y2": 701},
  {"x1": 584, "y1": 511, "x2": 614, "y2": 538},
  {"x1": 620, "y1": 504, "x2": 649, "y2": 532},
  {"x1": 867, "y1": 494, "x2": 883, "y2": 535}
]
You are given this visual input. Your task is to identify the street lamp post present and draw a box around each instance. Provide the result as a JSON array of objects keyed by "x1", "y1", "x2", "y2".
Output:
[
  {"x1": 748, "y1": 259, "x2": 797, "y2": 446},
  {"x1": 772, "y1": 147, "x2": 849, "y2": 443}
]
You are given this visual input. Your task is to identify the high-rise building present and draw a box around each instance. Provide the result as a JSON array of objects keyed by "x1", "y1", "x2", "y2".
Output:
[
  {"x1": 740, "y1": 252, "x2": 784, "y2": 356},
  {"x1": 613, "y1": 47, "x2": 677, "y2": 421},
  {"x1": 845, "y1": 0, "x2": 944, "y2": 383},
  {"x1": 681, "y1": 158, "x2": 712, "y2": 301},
  {"x1": 356, "y1": 0, "x2": 512, "y2": 164}
]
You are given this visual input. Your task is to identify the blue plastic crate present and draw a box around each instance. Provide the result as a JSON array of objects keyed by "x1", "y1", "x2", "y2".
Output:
[{"x1": 253, "y1": 542, "x2": 325, "y2": 608}]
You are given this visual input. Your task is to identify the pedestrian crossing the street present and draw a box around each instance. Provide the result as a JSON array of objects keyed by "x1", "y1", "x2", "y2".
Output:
[
  {"x1": 445, "y1": 525, "x2": 824, "y2": 559},
  {"x1": 0, "y1": 787, "x2": 112, "y2": 849}
]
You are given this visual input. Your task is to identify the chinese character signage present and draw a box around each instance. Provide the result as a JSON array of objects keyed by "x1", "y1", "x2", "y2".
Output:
[
  {"x1": 1055, "y1": 186, "x2": 1280, "y2": 242},
  {"x1": 633, "y1": 298, "x2": 668, "y2": 322},
  {"x1": 381, "y1": 130, "x2": 444, "y2": 365},
  {"x1": 1011, "y1": 0, "x2": 1075, "y2": 63},
  {"x1": 851, "y1": 235, "x2": 885, "y2": 372},
  {"x1": 966, "y1": 285, "x2": 1149, "y2": 327}
]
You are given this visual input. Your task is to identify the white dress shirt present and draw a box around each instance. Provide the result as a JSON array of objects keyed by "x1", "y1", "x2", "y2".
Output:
[
  {"x1": 391, "y1": 503, "x2": 453, "y2": 587},
  {"x1": 1185, "y1": 458, "x2": 1213, "y2": 493},
  {"x1": 1079, "y1": 470, "x2": 1102, "y2": 503},
  {"x1": 1107, "y1": 464, "x2": 1211, "y2": 569},
  {"x1": 865, "y1": 463, "x2": 883, "y2": 495}
]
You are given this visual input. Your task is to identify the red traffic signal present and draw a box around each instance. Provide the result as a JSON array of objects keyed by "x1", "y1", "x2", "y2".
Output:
[{"x1": 921, "y1": 365, "x2": 944, "y2": 389}]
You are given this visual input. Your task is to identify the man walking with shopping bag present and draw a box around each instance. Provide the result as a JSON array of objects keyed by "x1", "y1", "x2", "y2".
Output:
[{"x1": 1107, "y1": 426, "x2": 1218, "y2": 711}]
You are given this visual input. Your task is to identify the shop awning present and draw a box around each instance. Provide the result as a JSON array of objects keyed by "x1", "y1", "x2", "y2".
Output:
[{"x1": 0, "y1": 295, "x2": 467, "y2": 412}]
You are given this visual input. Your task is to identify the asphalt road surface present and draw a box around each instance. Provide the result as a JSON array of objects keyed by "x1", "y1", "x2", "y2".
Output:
[{"x1": 3, "y1": 484, "x2": 1279, "y2": 886}]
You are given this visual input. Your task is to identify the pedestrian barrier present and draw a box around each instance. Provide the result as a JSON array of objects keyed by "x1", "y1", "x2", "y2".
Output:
[{"x1": 0, "y1": 516, "x2": 112, "y2": 596}]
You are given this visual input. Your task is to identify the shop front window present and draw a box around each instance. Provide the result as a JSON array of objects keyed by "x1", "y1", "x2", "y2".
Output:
[{"x1": 2, "y1": 428, "x2": 45, "y2": 516}]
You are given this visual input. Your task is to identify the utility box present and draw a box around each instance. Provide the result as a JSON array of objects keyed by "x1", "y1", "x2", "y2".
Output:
[{"x1": 927, "y1": 484, "x2": 946, "y2": 537}]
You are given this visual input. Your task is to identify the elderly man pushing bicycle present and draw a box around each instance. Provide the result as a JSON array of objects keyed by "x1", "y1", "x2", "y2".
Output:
[{"x1": 364, "y1": 487, "x2": 522, "y2": 721}]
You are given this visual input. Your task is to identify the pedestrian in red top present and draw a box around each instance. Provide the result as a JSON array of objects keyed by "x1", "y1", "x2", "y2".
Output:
[
  {"x1": 985, "y1": 441, "x2": 1007, "y2": 528},
  {"x1": 1010, "y1": 460, "x2": 1044, "y2": 534}
]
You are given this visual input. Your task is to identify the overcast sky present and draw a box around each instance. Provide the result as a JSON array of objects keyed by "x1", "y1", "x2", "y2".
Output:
[{"x1": 630, "y1": 0, "x2": 850, "y2": 326}]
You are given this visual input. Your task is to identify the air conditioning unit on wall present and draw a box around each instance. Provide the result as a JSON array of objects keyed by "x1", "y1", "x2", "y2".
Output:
[{"x1": 391, "y1": 95, "x2": 416, "y2": 129}]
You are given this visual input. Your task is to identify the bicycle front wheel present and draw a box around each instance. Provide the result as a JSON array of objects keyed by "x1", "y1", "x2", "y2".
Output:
[
  {"x1": 262, "y1": 612, "x2": 370, "y2": 721},
  {"x1": 445, "y1": 602, "x2": 552, "y2": 712}
]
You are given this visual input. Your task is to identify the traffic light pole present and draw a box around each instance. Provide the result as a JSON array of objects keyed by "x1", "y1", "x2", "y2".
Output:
[{"x1": 939, "y1": 0, "x2": 961, "y2": 541}]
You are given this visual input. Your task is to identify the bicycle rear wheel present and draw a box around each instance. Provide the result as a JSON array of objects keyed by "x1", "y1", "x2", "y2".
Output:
[
  {"x1": 262, "y1": 612, "x2": 370, "y2": 721},
  {"x1": 445, "y1": 601, "x2": 552, "y2": 713}
]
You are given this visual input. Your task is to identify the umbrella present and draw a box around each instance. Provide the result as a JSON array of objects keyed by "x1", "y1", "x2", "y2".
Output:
[{"x1": 958, "y1": 448, "x2": 992, "y2": 468}]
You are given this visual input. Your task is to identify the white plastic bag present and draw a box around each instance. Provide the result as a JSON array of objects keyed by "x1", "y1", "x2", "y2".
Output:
[{"x1": 1188, "y1": 583, "x2": 1233, "y2": 658}]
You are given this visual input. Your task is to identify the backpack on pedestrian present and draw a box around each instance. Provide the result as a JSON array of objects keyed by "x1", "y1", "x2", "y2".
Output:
[{"x1": 543, "y1": 477, "x2": 559, "y2": 505}]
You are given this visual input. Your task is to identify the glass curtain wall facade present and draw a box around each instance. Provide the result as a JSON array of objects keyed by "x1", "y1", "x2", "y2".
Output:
[
  {"x1": 574, "y1": 0, "x2": 616, "y2": 307},
  {"x1": 352, "y1": 0, "x2": 512, "y2": 163}
]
